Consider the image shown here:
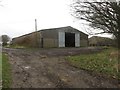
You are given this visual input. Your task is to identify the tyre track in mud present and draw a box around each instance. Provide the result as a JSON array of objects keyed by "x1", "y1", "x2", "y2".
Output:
[
  {"x1": 2, "y1": 48, "x2": 118, "y2": 88},
  {"x1": 3, "y1": 49, "x2": 72, "y2": 88}
]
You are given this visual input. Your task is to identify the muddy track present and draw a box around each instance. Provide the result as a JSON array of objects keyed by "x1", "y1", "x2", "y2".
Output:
[{"x1": 3, "y1": 48, "x2": 118, "y2": 88}]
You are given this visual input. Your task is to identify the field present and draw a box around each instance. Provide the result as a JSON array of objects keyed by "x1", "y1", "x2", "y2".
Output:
[{"x1": 67, "y1": 47, "x2": 119, "y2": 79}]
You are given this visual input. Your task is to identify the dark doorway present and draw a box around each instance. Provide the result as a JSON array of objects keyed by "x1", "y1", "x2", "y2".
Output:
[
  {"x1": 41, "y1": 38, "x2": 43, "y2": 48},
  {"x1": 65, "y1": 32, "x2": 75, "y2": 47}
]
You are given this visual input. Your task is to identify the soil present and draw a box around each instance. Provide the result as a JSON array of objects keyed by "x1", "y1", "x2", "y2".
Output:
[{"x1": 3, "y1": 47, "x2": 118, "y2": 88}]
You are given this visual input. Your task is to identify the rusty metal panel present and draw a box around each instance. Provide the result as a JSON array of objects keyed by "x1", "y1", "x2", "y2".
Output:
[
  {"x1": 75, "y1": 33, "x2": 80, "y2": 47},
  {"x1": 58, "y1": 32, "x2": 65, "y2": 47}
]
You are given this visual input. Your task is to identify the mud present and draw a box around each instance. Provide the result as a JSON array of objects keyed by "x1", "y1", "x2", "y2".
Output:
[{"x1": 3, "y1": 47, "x2": 118, "y2": 88}]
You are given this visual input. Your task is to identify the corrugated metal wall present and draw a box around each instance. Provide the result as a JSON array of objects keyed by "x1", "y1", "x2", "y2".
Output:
[
  {"x1": 75, "y1": 33, "x2": 80, "y2": 47},
  {"x1": 58, "y1": 31, "x2": 65, "y2": 47},
  {"x1": 12, "y1": 26, "x2": 88, "y2": 48}
]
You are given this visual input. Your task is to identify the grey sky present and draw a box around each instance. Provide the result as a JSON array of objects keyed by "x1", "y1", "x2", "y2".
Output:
[{"x1": 0, "y1": 0, "x2": 113, "y2": 38}]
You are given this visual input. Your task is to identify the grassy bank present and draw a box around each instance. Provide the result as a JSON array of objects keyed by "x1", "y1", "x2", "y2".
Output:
[
  {"x1": 0, "y1": 53, "x2": 2, "y2": 87},
  {"x1": 0, "y1": 53, "x2": 2, "y2": 79},
  {"x1": 2, "y1": 53, "x2": 12, "y2": 88},
  {"x1": 67, "y1": 47, "x2": 119, "y2": 79}
]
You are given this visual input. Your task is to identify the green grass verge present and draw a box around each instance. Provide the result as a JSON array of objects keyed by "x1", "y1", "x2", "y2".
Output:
[
  {"x1": 8, "y1": 44, "x2": 27, "y2": 49},
  {"x1": 2, "y1": 53, "x2": 12, "y2": 88},
  {"x1": 0, "y1": 53, "x2": 2, "y2": 90},
  {"x1": 0, "y1": 53, "x2": 2, "y2": 81},
  {"x1": 67, "y1": 47, "x2": 119, "y2": 79}
]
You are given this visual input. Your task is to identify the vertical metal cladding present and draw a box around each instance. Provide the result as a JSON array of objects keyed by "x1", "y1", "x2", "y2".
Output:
[
  {"x1": 75, "y1": 33, "x2": 80, "y2": 47},
  {"x1": 58, "y1": 31, "x2": 65, "y2": 47}
]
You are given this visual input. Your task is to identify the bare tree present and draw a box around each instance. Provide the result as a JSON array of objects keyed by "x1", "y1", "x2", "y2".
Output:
[{"x1": 71, "y1": 0, "x2": 120, "y2": 48}]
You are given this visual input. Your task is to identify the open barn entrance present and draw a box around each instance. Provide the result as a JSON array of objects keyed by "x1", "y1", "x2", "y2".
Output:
[{"x1": 65, "y1": 32, "x2": 75, "y2": 47}]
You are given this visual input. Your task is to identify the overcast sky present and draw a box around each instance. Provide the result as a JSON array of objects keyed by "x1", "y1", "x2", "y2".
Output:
[{"x1": 0, "y1": 0, "x2": 113, "y2": 38}]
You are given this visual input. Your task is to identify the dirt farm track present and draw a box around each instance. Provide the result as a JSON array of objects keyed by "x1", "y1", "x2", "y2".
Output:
[{"x1": 3, "y1": 47, "x2": 118, "y2": 88}]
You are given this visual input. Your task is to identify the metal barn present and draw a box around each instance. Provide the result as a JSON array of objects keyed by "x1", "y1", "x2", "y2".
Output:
[{"x1": 12, "y1": 26, "x2": 88, "y2": 48}]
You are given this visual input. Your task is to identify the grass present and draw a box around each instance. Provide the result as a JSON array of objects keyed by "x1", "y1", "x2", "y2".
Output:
[
  {"x1": 67, "y1": 47, "x2": 119, "y2": 79},
  {"x1": 7, "y1": 44, "x2": 26, "y2": 49},
  {"x1": 2, "y1": 53, "x2": 12, "y2": 88},
  {"x1": 0, "y1": 53, "x2": 2, "y2": 90},
  {"x1": 0, "y1": 53, "x2": 2, "y2": 79}
]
